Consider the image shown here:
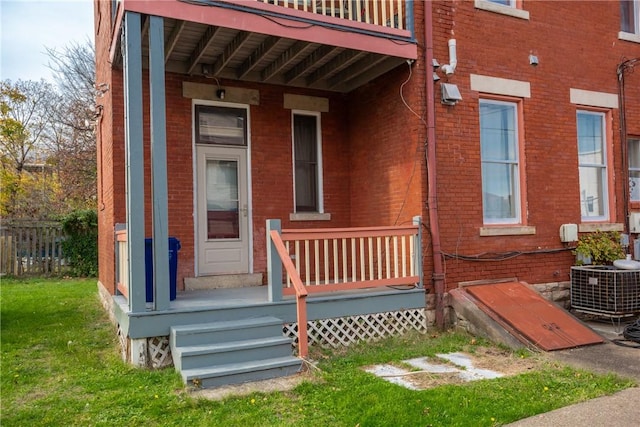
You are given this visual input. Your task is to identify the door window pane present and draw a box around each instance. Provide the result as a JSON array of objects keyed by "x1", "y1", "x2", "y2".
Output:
[
  {"x1": 206, "y1": 159, "x2": 239, "y2": 239},
  {"x1": 196, "y1": 106, "x2": 247, "y2": 146}
]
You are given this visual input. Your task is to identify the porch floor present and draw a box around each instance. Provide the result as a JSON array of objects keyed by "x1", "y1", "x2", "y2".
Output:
[
  {"x1": 114, "y1": 285, "x2": 422, "y2": 313},
  {"x1": 113, "y1": 284, "x2": 426, "y2": 340}
]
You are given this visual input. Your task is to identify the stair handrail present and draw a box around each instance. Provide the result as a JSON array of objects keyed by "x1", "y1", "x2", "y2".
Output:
[{"x1": 269, "y1": 229, "x2": 309, "y2": 358}]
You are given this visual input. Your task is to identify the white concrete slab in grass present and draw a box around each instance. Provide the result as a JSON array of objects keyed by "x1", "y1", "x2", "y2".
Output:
[
  {"x1": 366, "y1": 352, "x2": 504, "y2": 390},
  {"x1": 436, "y1": 352, "x2": 504, "y2": 381},
  {"x1": 364, "y1": 365, "x2": 420, "y2": 390}
]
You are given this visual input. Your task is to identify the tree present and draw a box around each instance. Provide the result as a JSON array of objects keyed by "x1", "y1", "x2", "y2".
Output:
[
  {"x1": 0, "y1": 40, "x2": 98, "y2": 219},
  {"x1": 44, "y1": 40, "x2": 98, "y2": 211},
  {"x1": 0, "y1": 80, "x2": 55, "y2": 218}
]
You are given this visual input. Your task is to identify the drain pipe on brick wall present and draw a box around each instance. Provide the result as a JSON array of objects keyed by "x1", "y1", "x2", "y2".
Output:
[
  {"x1": 424, "y1": 0, "x2": 446, "y2": 329},
  {"x1": 617, "y1": 57, "x2": 639, "y2": 238}
]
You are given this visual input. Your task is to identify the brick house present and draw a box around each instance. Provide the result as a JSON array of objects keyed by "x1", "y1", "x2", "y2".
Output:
[{"x1": 94, "y1": 0, "x2": 640, "y2": 386}]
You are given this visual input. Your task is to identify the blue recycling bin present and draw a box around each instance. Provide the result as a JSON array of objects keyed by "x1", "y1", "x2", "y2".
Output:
[{"x1": 145, "y1": 237, "x2": 180, "y2": 302}]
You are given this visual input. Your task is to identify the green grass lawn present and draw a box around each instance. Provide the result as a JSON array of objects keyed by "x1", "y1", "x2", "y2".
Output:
[{"x1": 1, "y1": 277, "x2": 635, "y2": 426}]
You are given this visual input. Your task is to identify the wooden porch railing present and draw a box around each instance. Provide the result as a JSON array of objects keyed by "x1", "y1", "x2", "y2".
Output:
[
  {"x1": 115, "y1": 229, "x2": 129, "y2": 298},
  {"x1": 267, "y1": 217, "x2": 422, "y2": 357},
  {"x1": 268, "y1": 228, "x2": 310, "y2": 357},
  {"x1": 258, "y1": 0, "x2": 407, "y2": 30}
]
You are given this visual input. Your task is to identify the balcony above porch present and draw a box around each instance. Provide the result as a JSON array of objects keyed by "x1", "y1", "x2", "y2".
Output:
[{"x1": 111, "y1": 0, "x2": 418, "y2": 93}]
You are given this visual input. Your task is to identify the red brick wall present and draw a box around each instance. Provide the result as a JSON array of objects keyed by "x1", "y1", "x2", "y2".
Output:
[
  {"x1": 95, "y1": 0, "x2": 120, "y2": 293},
  {"x1": 97, "y1": 1, "x2": 640, "y2": 296},
  {"x1": 428, "y1": 0, "x2": 640, "y2": 289},
  {"x1": 98, "y1": 63, "x2": 354, "y2": 291}
]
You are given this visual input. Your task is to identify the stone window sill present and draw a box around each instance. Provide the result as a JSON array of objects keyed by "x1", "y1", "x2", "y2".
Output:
[
  {"x1": 289, "y1": 212, "x2": 331, "y2": 221},
  {"x1": 480, "y1": 225, "x2": 536, "y2": 236},
  {"x1": 578, "y1": 223, "x2": 624, "y2": 233}
]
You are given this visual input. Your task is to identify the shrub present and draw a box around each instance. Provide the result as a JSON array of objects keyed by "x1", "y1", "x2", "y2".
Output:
[
  {"x1": 60, "y1": 209, "x2": 98, "y2": 277},
  {"x1": 574, "y1": 230, "x2": 625, "y2": 265}
]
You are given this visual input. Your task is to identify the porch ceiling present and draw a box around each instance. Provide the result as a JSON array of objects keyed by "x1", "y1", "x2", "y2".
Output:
[{"x1": 116, "y1": 16, "x2": 413, "y2": 93}]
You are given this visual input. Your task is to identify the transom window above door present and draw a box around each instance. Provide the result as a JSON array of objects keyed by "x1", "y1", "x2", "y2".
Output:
[{"x1": 195, "y1": 105, "x2": 247, "y2": 146}]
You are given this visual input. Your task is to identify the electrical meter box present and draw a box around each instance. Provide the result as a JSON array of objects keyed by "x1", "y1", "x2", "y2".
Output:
[
  {"x1": 629, "y1": 212, "x2": 640, "y2": 234},
  {"x1": 559, "y1": 224, "x2": 578, "y2": 242}
]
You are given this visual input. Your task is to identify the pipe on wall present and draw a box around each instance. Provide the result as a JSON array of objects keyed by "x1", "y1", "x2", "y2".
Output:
[
  {"x1": 617, "y1": 57, "x2": 640, "y2": 239},
  {"x1": 423, "y1": 0, "x2": 446, "y2": 329}
]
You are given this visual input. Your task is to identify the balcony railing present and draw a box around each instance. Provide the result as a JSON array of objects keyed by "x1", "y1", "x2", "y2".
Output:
[{"x1": 258, "y1": 0, "x2": 407, "y2": 30}]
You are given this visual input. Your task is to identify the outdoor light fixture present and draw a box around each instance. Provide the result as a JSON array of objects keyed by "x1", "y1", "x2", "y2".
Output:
[{"x1": 216, "y1": 89, "x2": 226, "y2": 100}]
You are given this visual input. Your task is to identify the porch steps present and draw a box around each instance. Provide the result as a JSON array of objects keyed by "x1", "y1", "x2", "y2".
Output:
[{"x1": 170, "y1": 316, "x2": 302, "y2": 388}]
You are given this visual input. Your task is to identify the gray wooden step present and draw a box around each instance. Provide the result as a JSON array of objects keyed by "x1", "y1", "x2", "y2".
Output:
[
  {"x1": 181, "y1": 356, "x2": 303, "y2": 389},
  {"x1": 170, "y1": 316, "x2": 284, "y2": 347},
  {"x1": 173, "y1": 336, "x2": 293, "y2": 371},
  {"x1": 170, "y1": 316, "x2": 302, "y2": 388}
]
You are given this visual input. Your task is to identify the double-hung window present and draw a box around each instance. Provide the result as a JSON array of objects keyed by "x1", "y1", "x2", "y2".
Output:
[
  {"x1": 293, "y1": 112, "x2": 323, "y2": 213},
  {"x1": 577, "y1": 111, "x2": 609, "y2": 221},
  {"x1": 479, "y1": 99, "x2": 522, "y2": 224},
  {"x1": 621, "y1": 0, "x2": 640, "y2": 34},
  {"x1": 630, "y1": 138, "x2": 640, "y2": 202}
]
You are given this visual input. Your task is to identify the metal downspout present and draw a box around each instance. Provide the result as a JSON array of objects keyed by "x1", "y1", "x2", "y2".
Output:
[
  {"x1": 617, "y1": 58, "x2": 639, "y2": 238},
  {"x1": 423, "y1": 0, "x2": 446, "y2": 329}
]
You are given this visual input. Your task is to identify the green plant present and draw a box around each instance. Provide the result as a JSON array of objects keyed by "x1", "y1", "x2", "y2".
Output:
[
  {"x1": 574, "y1": 230, "x2": 625, "y2": 265},
  {"x1": 60, "y1": 209, "x2": 98, "y2": 276}
]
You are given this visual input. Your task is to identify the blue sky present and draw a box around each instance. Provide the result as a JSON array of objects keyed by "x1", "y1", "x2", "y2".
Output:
[{"x1": 1, "y1": 0, "x2": 94, "y2": 82}]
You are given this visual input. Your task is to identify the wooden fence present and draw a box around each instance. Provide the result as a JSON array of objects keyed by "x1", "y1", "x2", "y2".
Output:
[{"x1": 0, "y1": 221, "x2": 68, "y2": 276}]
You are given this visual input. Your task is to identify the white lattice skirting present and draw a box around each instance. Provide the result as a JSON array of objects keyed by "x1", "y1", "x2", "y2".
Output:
[
  {"x1": 283, "y1": 309, "x2": 427, "y2": 349},
  {"x1": 117, "y1": 324, "x2": 173, "y2": 368},
  {"x1": 148, "y1": 336, "x2": 173, "y2": 368}
]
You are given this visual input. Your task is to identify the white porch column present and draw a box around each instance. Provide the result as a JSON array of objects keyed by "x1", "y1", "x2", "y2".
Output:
[
  {"x1": 123, "y1": 12, "x2": 146, "y2": 313},
  {"x1": 149, "y1": 15, "x2": 170, "y2": 311}
]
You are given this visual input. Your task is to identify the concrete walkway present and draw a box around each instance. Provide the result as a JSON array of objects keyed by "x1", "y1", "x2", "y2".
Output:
[
  {"x1": 506, "y1": 318, "x2": 640, "y2": 427},
  {"x1": 506, "y1": 387, "x2": 640, "y2": 426}
]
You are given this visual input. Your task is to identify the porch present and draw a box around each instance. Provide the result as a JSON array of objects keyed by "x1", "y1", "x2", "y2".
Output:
[
  {"x1": 110, "y1": 219, "x2": 426, "y2": 387},
  {"x1": 104, "y1": 0, "x2": 426, "y2": 387}
]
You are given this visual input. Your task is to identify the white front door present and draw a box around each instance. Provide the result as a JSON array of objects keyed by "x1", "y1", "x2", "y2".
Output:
[{"x1": 196, "y1": 145, "x2": 249, "y2": 275}]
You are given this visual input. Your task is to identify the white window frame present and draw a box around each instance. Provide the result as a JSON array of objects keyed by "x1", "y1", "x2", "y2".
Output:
[
  {"x1": 577, "y1": 110, "x2": 610, "y2": 222},
  {"x1": 488, "y1": 0, "x2": 516, "y2": 7},
  {"x1": 291, "y1": 110, "x2": 324, "y2": 214},
  {"x1": 479, "y1": 99, "x2": 522, "y2": 225},
  {"x1": 474, "y1": 0, "x2": 530, "y2": 20},
  {"x1": 619, "y1": 0, "x2": 640, "y2": 42},
  {"x1": 629, "y1": 138, "x2": 640, "y2": 202}
]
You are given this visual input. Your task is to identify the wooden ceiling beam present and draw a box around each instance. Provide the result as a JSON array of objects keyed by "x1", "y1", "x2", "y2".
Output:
[
  {"x1": 327, "y1": 53, "x2": 386, "y2": 89},
  {"x1": 187, "y1": 25, "x2": 221, "y2": 75},
  {"x1": 212, "y1": 31, "x2": 252, "y2": 76},
  {"x1": 165, "y1": 20, "x2": 185, "y2": 64},
  {"x1": 306, "y1": 49, "x2": 365, "y2": 86},
  {"x1": 261, "y1": 41, "x2": 312, "y2": 82},
  {"x1": 334, "y1": 57, "x2": 405, "y2": 92},
  {"x1": 284, "y1": 45, "x2": 337, "y2": 83},
  {"x1": 237, "y1": 36, "x2": 280, "y2": 79}
]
